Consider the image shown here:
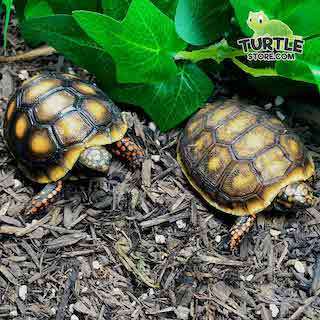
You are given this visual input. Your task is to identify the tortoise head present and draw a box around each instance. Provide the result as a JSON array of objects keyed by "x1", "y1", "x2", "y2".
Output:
[{"x1": 276, "y1": 182, "x2": 318, "y2": 210}]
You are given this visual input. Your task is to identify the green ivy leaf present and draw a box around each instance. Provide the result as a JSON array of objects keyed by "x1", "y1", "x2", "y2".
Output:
[
  {"x1": 25, "y1": 0, "x2": 54, "y2": 19},
  {"x1": 110, "y1": 63, "x2": 213, "y2": 131},
  {"x1": 16, "y1": 0, "x2": 99, "y2": 21},
  {"x1": 151, "y1": 0, "x2": 178, "y2": 18},
  {"x1": 16, "y1": 0, "x2": 103, "y2": 51},
  {"x1": 101, "y1": 0, "x2": 178, "y2": 20},
  {"x1": 48, "y1": 0, "x2": 99, "y2": 14},
  {"x1": 21, "y1": 15, "x2": 116, "y2": 88},
  {"x1": 276, "y1": 37, "x2": 320, "y2": 90},
  {"x1": 101, "y1": 0, "x2": 131, "y2": 20},
  {"x1": 229, "y1": 0, "x2": 320, "y2": 37},
  {"x1": 73, "y1": 0, "x2": 186, "y2": 84},
  {"x1": 175, "y1": 0, "x2": 232, "y2": 45},
  {"x1": 15, "y1": 0, "x2": 28, "y2": 21}
]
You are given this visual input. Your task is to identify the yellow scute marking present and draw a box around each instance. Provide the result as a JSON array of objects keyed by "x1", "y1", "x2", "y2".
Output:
[
  {"x1": 207, "y1": 157, "x2": 220, "y2": 171},
  {"x1": 83, "y1": 99, "x2": 109, "y2": 125},
  {"x1": 254, "y1": 146, "x2": 291, "y2": 182},
  {"x1": 207, "y1": 102, "x2": 239, "y2": 127},
  {"x1": 23, "y1": 79, "x2": 62, "y2": 104},
  {"x1": 63, "y1": 146, "x2": 84, "y2": 169},
  {"x1": 280, "y1": 135, "x2": 302, "y2": 161},
  {"x1": 15, "y1": 114, "x2": 29, "y2": 139},
  {"x1": 6, "y1": 100, "x2": 16, "y2": 122},
  {"x1": 186, "y1": 118, "x2": 201, "y2": 138},
  {"x1": 48, "y1": 166, "x2": 68, "y2": 181},
  {"x1": 268, "y1": 117, "x2": 284, "y2": 127},
  {"x1": 221, "y1": 162, "x2": 259, "y2": 197},
  {"x1": 204, "y1": 145, "x2": 232, "y2": 181},
  {"x1": 216, "y1": 111, "x2": 256, "y2": 143},
  {"x1": 232, "y1": 169, "x2": 257, "y2": 194},
  {"x1": 22, "y1": 74, "x2": 41, "y2": 87},
  {"x1": 233, "y1": 125, "x2": 275, "y2": 158},
  {"x1": 110, "y1": 122, "x2": 128, "y2": 143},
  {"x1": 36, "y1": 174, "x2": 51, "y2": 184},
  {"x1": 30, "y1": 129, "x2": 54, "y2": 155},
  {"x1": 194, "y1": 132, "x2": 213, "y2": 153},
  {"x1": 85, "y1": 133, "x2": 112, "y2": 147},
  {"x1": 62, "y1": 73, "x2": 79, "y2": 80},
  {"x1": 73, "y1": 82, "x2": 96, "y2": 95},
  {"x1": 36, "y1": 90, "x2": 75, "y2": 122},
  {"x1": 54, "y1": 112, "x2": 91, "y2": 146}
]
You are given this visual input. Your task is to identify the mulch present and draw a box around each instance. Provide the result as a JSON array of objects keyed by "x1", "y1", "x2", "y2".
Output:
[{"x1": 0, "y1": 15, "x2": 320, "y2": 320}]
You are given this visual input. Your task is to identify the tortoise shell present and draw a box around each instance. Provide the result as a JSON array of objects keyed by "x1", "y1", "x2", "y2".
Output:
[
  {"x1": 3, "y1": 72, "x2": 127, "y2": 184},
  {"x1": 178, "y1": 99, "x2": 315, "y2": 216}
]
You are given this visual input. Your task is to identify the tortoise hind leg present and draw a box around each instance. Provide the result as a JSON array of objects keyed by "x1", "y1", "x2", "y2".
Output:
[
  {"x1": 229, "y1": 214, "x2": 257, "y2": 250},
  {"x1": 110, "y1": 137, "x2": 144, "y2": 168},
  {"x1": 30, "y1": 181, "x2": 63, "y2": 214}
]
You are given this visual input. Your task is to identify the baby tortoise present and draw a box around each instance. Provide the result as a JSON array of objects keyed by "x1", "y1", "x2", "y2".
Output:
[
  {"x1": 3, "y1": 72, "x2": 144, "y2": 214},
  {"x1": 178, "y1": 98, "x2": 317, "y2": 250}
]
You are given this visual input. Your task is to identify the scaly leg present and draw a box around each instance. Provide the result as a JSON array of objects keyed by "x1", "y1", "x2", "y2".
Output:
[
  {"x1": 30, "y1": 181, "x2": 63, "y2": 214},
  {"x1": 229, "y1": 214, "x2": 257, "y2": 250},
  {"x1": 110, "y1": 137, "x2": 144, "y2": 167}
]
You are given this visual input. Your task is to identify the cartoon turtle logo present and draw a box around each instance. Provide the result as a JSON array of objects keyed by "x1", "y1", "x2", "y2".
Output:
[{"x1": 247, "y1": 11, "x2": 302, "y2": 41}]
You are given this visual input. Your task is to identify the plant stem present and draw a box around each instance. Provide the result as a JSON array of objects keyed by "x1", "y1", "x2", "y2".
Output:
[
  {"x1": 175, "y1": 44, "x2": 245, "y2": 64},
  {"x1": 231, "y1": 58, "x2": 278, "y2": 77},
  {"x1": 176, "y1": 41, "x2": 278, "y2": 78},
  {"x1": 0, "y1": 45, "x2": 56, "y2": 62}
]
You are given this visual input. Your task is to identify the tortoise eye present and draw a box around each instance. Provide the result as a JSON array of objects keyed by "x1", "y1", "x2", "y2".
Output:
[
  {"x1": 249, "y1": 18, "x2": 252, "y2": 22},
  {"x1": 258, "y1": 16, "x2": 263, "y2": 23}
]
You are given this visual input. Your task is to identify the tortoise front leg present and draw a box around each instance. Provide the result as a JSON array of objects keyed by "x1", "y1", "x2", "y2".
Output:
[
  {"x1": 110, "y1": 137, "x2": 144, "y2": 167},
  {"x1": 30, "y1": 181, "x2": 63, "y2": 214},
  {"x1": 229, "y1": 214, "x2": 257, "y2": 250}
]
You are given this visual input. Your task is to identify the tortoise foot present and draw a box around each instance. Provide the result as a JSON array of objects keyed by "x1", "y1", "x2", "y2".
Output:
[
  {"x1": 30, "y1": 181, "x2": 63, "y2": 214},
  {"x1": 111, "y1": 137, "x2": 144, "y2": 167},
  {"x1": 229, "y1": 214, "x2": 256, "y2": 251}
]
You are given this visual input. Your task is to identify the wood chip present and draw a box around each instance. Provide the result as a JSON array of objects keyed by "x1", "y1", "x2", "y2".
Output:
[
  {"x1": 0, "y1": 266, "x2": 18, "y2": 285},
  {"x1": 45, "y1": 233, "x2": 87, "y2": 249}
]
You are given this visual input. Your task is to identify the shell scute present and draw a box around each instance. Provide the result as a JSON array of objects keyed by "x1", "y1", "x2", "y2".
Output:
[
  {"x1": 72, "y1": 81, "x2": 97, "y2": 95},
  {"x1": 220, "y1": 162, "x2": 261, "y2": 198},
  {"x1": 54, "y1": 111, "x2": 93, "y2": 147},
  {"x1": 14, "y1": 112, "x2": 30, "y2": 140},
  {"x1": 29, "y1": 128, "x2": 56, "y2": 159},
  {"x1": 233, "y1": 125, "x2": 275, "y2": 159},
  {"x1": 280, "y1": 134, "x2": 304, "y2": 162},
  {"x1": 82, "y1": 98, "x2": 112, "y2": 126},
  {"x1": 198, "y1": 144, "x2": 233, "y2": 186},
  {"x1": 205, "y1": 100, "x2": 240, "y2": 128},
  {"x1": 216, "y1": 111, "x2": 257, "y2": 144},
  {"x1": 253, "y1": 146, "x2": 291, "y2": 183},
  {"x1": 35, "y1": 90, "x2": 75, "y2": 123},
  {"x1": 185, "y1": 117, "x2": 204, "y2": 140},
  {"x1": 23, "y1": 78, "x2": 62, "y2": 104}
]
